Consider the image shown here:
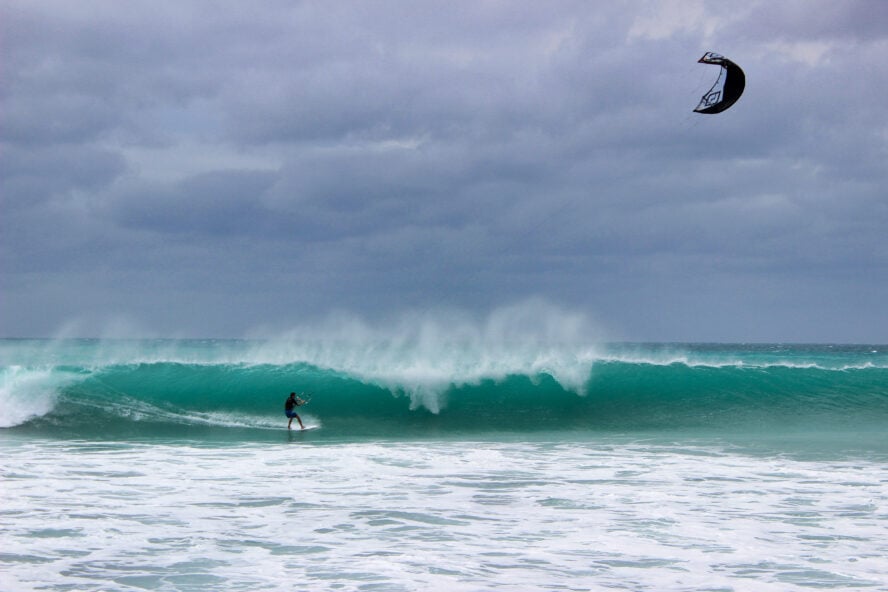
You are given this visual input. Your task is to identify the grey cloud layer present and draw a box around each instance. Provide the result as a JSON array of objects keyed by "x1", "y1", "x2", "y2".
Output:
[{"x1": 2, "y1": 0, "x2": 886, "y2": 340}]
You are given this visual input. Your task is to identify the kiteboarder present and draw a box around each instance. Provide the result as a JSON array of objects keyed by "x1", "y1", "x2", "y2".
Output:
[{"x1": 285, "y1": 392, "x2": 306, "y2": 430}]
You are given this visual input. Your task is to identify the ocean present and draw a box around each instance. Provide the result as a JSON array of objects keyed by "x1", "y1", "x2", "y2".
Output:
[{"x1": 2, "y1": 337, "x2": 887, "y2": 591}]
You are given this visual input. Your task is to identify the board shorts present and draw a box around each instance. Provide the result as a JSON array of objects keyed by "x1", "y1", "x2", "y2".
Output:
[{"x1": 285, "y1": 409, "x2": 299, "y2": 418}]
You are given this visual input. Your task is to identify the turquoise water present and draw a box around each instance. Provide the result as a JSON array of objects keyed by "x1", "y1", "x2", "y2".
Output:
[
  {"x1": 2, "y1": 339, "x2": 887, "y2": 590},
  {"x1": 3, "y1": 340, "x2": 887, "y2": 443}
]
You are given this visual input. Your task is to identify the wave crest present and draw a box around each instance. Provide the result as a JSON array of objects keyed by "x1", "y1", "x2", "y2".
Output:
[{"x1": 0, "y1": 366, "x2": 66, "y2": 428}]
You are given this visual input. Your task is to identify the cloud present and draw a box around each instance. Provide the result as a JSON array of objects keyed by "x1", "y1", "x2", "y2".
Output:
[
  {"x1": 1, "y1": 0, "x2": 887, "y2": 341},
  {"x1": 108, "y1": 169, "x2": 280, "y2": 236}
]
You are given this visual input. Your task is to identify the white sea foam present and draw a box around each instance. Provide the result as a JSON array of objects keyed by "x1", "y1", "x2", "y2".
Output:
[
  {"x1": 1, "y1": 437, "x2": 886, "y2": 591},
  {"x1": 0, "y1": 366, "x2": 65, "y2": 427}
]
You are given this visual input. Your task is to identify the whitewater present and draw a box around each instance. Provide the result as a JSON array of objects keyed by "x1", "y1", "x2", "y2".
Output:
[{"x1": 2, "y1": 332, "x2": 888, "y2": 590}]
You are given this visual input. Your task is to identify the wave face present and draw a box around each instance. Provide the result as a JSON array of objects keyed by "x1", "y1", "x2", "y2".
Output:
[{"x1": 3, "y1": 338, "x2": 888, "y2": 440}]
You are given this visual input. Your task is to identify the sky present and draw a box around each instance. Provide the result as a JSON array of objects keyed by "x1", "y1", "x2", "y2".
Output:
[{"x1": 2, "y1": 0, "x2": 887, "y2": 343}]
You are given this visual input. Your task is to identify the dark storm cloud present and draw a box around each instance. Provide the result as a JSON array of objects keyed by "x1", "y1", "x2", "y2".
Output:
[
  {"x1": 1, "y1": 144, "x2": 126, "y2": 206},
  {"x1": 1, "y1": 0, "x2": 887, "y2": 340},
  {"x1": 220, "y1": 6, "x2": 596, "y2": 146},
  {"x1": 738, "y1": 0, "x2": 888, "y2": 42},
  {"x1": 109, "y1": 170, "x2": 280, "y2": 236},
  {"x1": 1, "y1": 5, "x2": 217, "y2": 146}
]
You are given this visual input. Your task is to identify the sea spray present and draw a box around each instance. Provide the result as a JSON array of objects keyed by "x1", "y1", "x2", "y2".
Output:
[{"x1": 245, "y1": 301, "x2": 604, "y2": 411}]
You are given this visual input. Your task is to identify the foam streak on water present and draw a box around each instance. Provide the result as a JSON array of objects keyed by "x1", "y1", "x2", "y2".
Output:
[{"x1": 2, "y1": 438, "x2": 886, "y2": 591}]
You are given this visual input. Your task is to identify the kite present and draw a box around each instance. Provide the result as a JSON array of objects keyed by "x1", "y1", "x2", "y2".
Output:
[{"x1": 694, "y1": 52, "x2": 745, "y2": 114}]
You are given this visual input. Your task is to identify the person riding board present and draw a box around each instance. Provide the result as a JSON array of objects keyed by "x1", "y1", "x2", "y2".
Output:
[{"x1": 285, "y1": 392, "x2": 306, "y2": 430}]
